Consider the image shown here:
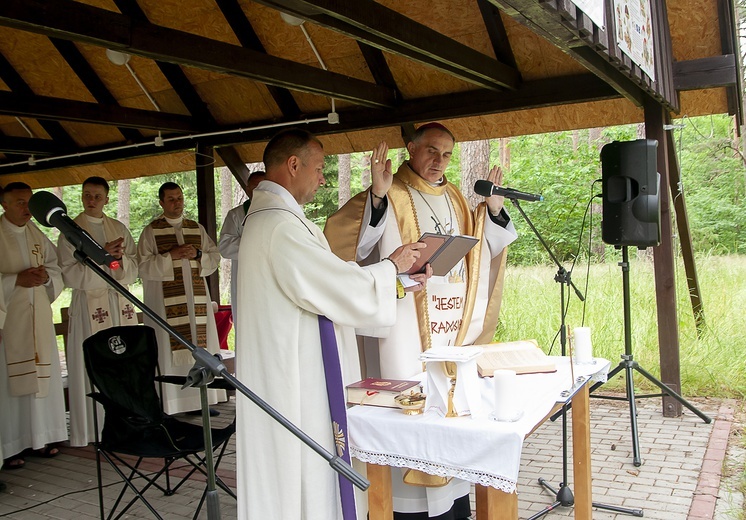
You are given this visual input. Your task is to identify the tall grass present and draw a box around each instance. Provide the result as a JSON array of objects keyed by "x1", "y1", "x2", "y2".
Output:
[{"x1": 495, "y1": 254, "x2": 746, "y2": 398}]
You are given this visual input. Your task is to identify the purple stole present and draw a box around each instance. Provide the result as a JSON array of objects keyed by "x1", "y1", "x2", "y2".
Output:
[{"x1": 318, "y1": 315, "x2": 357, "y2": 520}]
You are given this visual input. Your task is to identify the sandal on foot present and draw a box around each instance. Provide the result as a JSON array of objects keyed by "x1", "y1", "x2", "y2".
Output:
[
  {"x1": 2, "y1": 457, "x2": 25, "y2": 470},
  {"x1": 33, "y1": 445, "x2": 59, "y2": 458}
]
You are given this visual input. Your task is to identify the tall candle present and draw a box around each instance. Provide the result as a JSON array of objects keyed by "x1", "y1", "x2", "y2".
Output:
[
  {"x1": 493, "y1": 369, "x2": 517, "y2": 421},
  {"x1": 573, "y1": 327, "x2": 593, "y2": 364}
]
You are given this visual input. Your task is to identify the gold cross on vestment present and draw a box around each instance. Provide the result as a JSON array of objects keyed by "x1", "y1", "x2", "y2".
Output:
[{"x1": 32, "y1": 244, "x2": 43, "y2": 267}]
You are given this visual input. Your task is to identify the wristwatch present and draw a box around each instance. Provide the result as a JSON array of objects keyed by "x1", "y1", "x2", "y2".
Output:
[{"x1": 194, "y1": 248, "x2": 202, "y2": 260}]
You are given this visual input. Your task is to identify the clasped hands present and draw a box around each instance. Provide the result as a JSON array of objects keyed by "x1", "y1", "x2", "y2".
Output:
[
  {"x1": 169, "y1": 243, "x2": 199, "y2": 261},
  {"x1": 104, "y1": 237, "x2": 125, "y2": 260},
  {"x1": 16, "y1": 266, "x2": 50, "y2": 287}
]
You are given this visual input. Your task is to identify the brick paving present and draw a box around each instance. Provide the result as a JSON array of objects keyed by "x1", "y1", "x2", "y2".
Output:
[{"x1": 0, "y1": 395, "x2": 737, "y2": 519}]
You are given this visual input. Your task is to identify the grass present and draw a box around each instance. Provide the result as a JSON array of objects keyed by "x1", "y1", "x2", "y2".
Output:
[
  {"x1": 54, "y1": 254, "x2": 746, "y2": 398},
  {"x1": 495, "y1": 253, "x2": 746, "y2": 398}
]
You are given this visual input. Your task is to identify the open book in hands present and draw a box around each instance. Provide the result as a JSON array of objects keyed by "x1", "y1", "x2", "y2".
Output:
[
  {"x1": 406, "y1": 233, "x2": 479, "y2": 276},
  {"x1": 476, "y1": 339, "x2": 557, "y2": 376}
]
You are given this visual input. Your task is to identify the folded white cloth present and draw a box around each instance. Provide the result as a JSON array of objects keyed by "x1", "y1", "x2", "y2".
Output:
[
  {"x1": 419, "y1": 346, "x2": 483, "y2": 362},
  {"x1": 424, "y1": 358, "x2": 482, "y2": 417}
]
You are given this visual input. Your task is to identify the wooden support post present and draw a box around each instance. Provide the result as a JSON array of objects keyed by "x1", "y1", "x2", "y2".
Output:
[
  {"x1": 644, "y1": 100, "x2": 682, "y2": 417},
  {"x1": 196, "y1": 143, "x2": 220, "y2": 302},
  {"x1": 665, "y1": 123, "x2": 705, "y2": 333}
]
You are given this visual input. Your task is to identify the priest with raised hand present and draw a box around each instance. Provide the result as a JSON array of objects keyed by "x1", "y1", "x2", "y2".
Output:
[
  {"x1": 324, "y1": 123, "x2": 518, "y2": 519},
  {"x1": 235, "y1": 128, "x2": 430, "y2": 520},
  {"x1": 58, "y1": 176, "x2": 139, "y2": 447},
  {"x1": 137, "y1": 182, "x2": 225, "y2": 415},
  {"x1": 0, "y1": 182, "x2": 67, "y2": 470}
]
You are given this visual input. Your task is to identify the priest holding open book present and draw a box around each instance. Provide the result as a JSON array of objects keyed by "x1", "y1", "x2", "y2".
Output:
[{"x1": 325, "y1": 122, "x2": 518, "y2": 520}]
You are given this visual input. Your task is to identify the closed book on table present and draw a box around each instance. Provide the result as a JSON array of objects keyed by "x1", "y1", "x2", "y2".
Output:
[
  {"x1": 476, "y1": 340, "x2": 557, "y2": 376},
  {"x1": 346, "y1": 378, "x2": 420, "y2": 408}
]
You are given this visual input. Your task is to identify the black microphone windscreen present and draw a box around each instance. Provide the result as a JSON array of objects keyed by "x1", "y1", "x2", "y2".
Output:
[
  {"x1": 474, "y1": 180, "x2": 494, "y2": 197},
  {"x1": 29, "y1": 191, "x2": 67, "y2": 227}
]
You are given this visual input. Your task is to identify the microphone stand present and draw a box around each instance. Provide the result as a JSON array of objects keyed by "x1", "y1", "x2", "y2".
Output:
[
  {"x1": 506, "y1": 199, "x2": 641, "y2": 519},
  {"x1": 72, "y1": 249, "x2": 369, "y2": 520}
]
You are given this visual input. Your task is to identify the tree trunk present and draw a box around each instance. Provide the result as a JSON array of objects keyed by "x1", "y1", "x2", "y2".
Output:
[
  {"x1": 460, "y1": 140, "x2": 490, "y2": 210},
  {"x1": 588, "y1": 129, "x2": 605, "y2": 260},
  {"x1": 572, "y1": 130, "x2": 580, "y2": 151},
  {"x1": 338, "y1": 153, "x2": 352, "y2": 207},
  {"x1": 361, "y1": 153, "x2": 371, "y2": 190},
  {"x1": 499, "y1": 138, "x2": 511, "y2": 171},
  {"x1": 117, "y1": 179, "x2": 130, "y2": 228}
]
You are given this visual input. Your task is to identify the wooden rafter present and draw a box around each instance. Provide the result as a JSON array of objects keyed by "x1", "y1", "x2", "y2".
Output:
[
  {"x1": 214, "y1": 0, "x2": 301, "y2": 118},
  {"x1": 0, "y1": 135, "x2": 64, "y2": 155},
  {"x1": 0, "y1": 73, "x2": 619, "y2": 176},
  {"x1": 0, "y1": 0, "x2": 397, "y2": 108},
  {"x1": 0, "y1": 51, "x2": 77, "y2": 148},
  {"x1": 254, "y1": 0, "x2": 520, "y2": 91},
  {"x1": 0, "y1": 90, "x2": 200, "y2": 132},
  {"x1": 49, "y1": 37, "x2": 143, "y2": 143}
]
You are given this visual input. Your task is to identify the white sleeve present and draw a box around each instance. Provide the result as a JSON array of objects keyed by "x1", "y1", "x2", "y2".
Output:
[
  {"x1": 356, "y1": 196, "x2": 389, "y2": 261},
  {"x1": 219, "y1": 208, "x2": 243, "y2": 261},
  {"x1": 483, "y1": 211, "x2": 518, "y2": 257}
]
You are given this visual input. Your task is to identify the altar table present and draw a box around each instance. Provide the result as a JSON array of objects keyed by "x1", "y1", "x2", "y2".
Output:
[{"x1": 348, "y1": 357, "x2": 609, "y2": 520}]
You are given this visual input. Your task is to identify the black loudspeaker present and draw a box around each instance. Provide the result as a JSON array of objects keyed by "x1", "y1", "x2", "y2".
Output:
[{"x1": 601, "y1": 139, "x2": 661, "y2": 247}]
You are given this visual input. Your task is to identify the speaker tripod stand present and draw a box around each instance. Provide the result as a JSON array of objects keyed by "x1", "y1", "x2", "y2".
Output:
[{"x1": 589, "y1": 246, "x2": 711, "y2": 466}]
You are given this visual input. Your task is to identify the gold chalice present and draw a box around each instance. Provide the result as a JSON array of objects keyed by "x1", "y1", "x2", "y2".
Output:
[
  {"x1": 394, "y1": 392, "x2": 427, "y2": 415},
  {"x1": 444, "y1": 361, "x2": 458, "y2": 417}
]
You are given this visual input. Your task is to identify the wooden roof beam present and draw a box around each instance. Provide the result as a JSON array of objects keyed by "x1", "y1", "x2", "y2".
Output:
[
  {"x1": 0, "y1": 135, "x2": 64, "y2": 155},
  {"x1": 673, "y1": 55, "x2": 739, "y2": 91},
  {"x1": 49, "y1": 37, "x2": 143, "y2": 143},
  {"x1": 0, "y1": 0, "x2": 397, "y2": 108},
  {"x1": 213, "y1": 0, "x2": 301, "y2": 119},
  {"x1": 0, "y1": 51, "x2": 77, "y2": 148},
  {"x1": 0, "y1": 74, "x2": 618, "y2": 176},
  {"x1": 255, "y1": 0, "x2": 520, "y2": 91},
  {"x1": 486, "y1": 0, "x2": 649, "y2": 108},
  {"x1": 0, "y1": 91, "x2": 201, "y2": 132}
]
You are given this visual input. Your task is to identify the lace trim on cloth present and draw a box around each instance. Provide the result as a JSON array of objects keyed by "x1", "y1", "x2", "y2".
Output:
[{"x1": 350, "y1": 448, "x2": 517, "y2": 493}]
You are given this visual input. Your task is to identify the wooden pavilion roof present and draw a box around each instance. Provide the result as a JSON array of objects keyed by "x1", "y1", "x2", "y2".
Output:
[{"x1": 0, "y1": 0, "x2": 740, "y2": 189}]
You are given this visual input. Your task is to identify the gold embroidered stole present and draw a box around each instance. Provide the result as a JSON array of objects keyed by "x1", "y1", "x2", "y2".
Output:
[
  {"x1": 324, "y1": 163, "x2": 508, "y2": 351},
  {"x1": 0, "y1": 217, "x2": 54, "y2": 397},
  {"x1": 150, "y1": 217, "x2": 208, "y2": 360},
  {"x1": 74, "y1": 214, "x2": 138, "y2": 334},
  {"x1": 387, "y1": 164, "x2": 482, "y2": 350}
]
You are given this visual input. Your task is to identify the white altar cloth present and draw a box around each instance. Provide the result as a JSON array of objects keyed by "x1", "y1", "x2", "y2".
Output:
[{"x1": 348, "y1": 356, "x2": 609, "y2": 493}]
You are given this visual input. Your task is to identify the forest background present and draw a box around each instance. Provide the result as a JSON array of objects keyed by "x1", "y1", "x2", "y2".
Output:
[{"x1": 43, "y1": 113, "x2": 745, "y2": 399}]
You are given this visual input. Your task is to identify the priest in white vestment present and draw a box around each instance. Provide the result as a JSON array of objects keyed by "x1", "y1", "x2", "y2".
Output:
[
  {"x1": 325, "y1": 123, "x2": 518, "y2": 519},
  {"x1": 236, "y1": 129, "x2": 429, "y2": 520},
  {"x1": 138, "y1": 182, "x2": 225, "y2": 415},
  {"x1": 58, "y1": 177, "x2": 139, "y2": 446},
  {"x1": 218, "y1": 171, "x2": 265, "y2": 332},
  {"x1": 0, "y1": 183, "x2": 67, "y2": 467}
]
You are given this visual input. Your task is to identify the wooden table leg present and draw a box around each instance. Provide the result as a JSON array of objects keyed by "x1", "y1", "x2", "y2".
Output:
[
  {"x1": 571, "y1": 385, "x2": 592, "y2": 520},
  {"x1": 366, "y1": 463, "x2": 393, "y2": 520},
  {"x1": 475, "y1": 484, "x2": 518, "y2": 519}
]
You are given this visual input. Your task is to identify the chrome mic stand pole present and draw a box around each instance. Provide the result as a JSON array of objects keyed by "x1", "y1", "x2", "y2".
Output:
[{"x1": 507, "y1": 200, "x2": 641, "y2": 518}]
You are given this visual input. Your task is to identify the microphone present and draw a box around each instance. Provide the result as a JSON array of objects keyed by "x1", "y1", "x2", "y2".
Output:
[
  {"x1": 29, "y1": 191, "x2": 120, "y2": 270},
  {"x1": 474, "y1": 180, "x2": 544, "y2": 202}
]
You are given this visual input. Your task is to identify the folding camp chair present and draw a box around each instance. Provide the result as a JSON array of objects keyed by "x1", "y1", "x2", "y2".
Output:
[{"x1": 83, "y1": 325, "x2": 235, "y2": 520}]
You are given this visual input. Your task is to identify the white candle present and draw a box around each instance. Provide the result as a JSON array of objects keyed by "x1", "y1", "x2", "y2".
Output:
[
  {"x1": 573, "y1": 327, "x2": 593, "y2": 364},
  {"x1": 493, "y1": 369, "x2": 517, "y2": 421}
]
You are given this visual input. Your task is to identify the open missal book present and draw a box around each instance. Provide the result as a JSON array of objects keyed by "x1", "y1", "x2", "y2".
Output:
[
  {"x1": 476, "y1": 339, "x2": 556, "y2": 376},
  {"x1": 346, "y1": 378, "x2": 420, "y2": 408},
  {"x1": 406, "y1": 233, "x2": 479, "y2": 277}
]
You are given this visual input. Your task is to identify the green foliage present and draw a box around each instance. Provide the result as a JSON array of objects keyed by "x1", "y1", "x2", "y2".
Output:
[
  {"x1": 673, "y1": 116, "x2": 746, "y2": 255},
  {"x1": 496, "y1": 254, "x2": 746, "y2": 398},
  {"x1": 36, "y1": 114, "x2": 746, "y2": 265}
]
